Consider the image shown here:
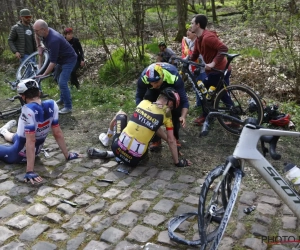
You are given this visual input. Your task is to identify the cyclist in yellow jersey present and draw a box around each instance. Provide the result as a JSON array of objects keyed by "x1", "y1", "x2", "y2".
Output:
[{"x1": 88, "y1": 88, "x2": 192, "y2": 167}]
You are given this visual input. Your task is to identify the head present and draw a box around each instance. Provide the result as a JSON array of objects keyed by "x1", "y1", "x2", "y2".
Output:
[
  {"x1": 17, "y1": 79, "x2": 40, "y2": 101},
  {"x1": 187, "y1": 27, "x2": 197, "y2": 40},
  {"x1": 159, "y1": 87, "x2": 180, "y2": 110},
  {"x1": 63, "y1": 27, "x2": 74, "y2": 41},
  {"x1": 158, "y1": 41, "x2": 167, "y2": 52},
  {"x1": 144, "y1": 63, "x2": 164, "y2": 89},
  {"x1": 33, "y1": 19, "x2": 49, "y2": 37},
  {"x1": 19, "y1": 9, "x2": 32, "y2": 25},
  {"x1": 191, "y1": 14, "x2": 207, "y2": 34}
]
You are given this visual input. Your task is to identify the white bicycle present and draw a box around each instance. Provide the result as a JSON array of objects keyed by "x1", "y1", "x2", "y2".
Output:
[{"x1": 198, "y1": 112, "x2": 300, "y2": 250}]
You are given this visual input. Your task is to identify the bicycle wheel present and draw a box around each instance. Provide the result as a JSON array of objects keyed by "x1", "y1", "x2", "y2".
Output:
[
  {"x1": 16, "y1": 50, "x2": 50, "y2": 80},
  {"x1": 0, "y1": 104, "x2": 21, "y2": 119},
  {"x1": 207, "y1": 169, "x2": 243, "y2": 250},
  {"x1": 198, "y1": 165, "x2": 227, "y2": 244},
  {"x1": 214, "y1": 84, "x2": 263, "y2": 135}
]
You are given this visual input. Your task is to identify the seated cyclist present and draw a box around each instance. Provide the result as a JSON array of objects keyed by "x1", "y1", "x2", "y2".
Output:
[
  {"x1": 87, "y1": 88, "x2": 192, "y2": 168},
  {"x1": 0, "y1": 79, "x2": 80, "y2": 184},
  {"x1": 157, "y1": 41, "x2": 177, "y2": 64}
]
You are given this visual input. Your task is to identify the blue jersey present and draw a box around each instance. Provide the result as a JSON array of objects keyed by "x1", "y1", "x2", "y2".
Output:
[{"x1": 0, "y1": 100, "x2": 59, "y2": 164}]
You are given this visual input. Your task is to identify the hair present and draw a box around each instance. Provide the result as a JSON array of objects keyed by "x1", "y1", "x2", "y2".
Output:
[
  {"x1": 194, "y1": 14, "x2": 208, "y2": 29},
  {"x1": 23, "y1": 88, "x2": 40, "y2": 99}
]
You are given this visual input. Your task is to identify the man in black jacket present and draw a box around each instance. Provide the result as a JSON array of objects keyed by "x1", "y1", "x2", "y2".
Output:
[{"x1": 63, "y1": 27, "x2": 85, "y2": 89}]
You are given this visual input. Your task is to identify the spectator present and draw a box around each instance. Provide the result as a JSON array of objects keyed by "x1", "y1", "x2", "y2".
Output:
[
  {"x1": 189, "y1": 14, "x2": 231, "y2": 125},
  {"x1": 0, "y1": 79, "x2": 80, "y2": 184},
  {"x1": 88, "y1": 88, "x2": 192, "y2": 168},
  {"x1": 157, "y1": 42, "x2": 176, "y2": 64},
  {"x1": 8, "y1": 9, "x2": 36, "y2": 64},
  {"x1": 63, "y1": 27, "x2": 85, "y2": 89},
  {"x1": 135, "y1": 63, "x2": 189, "y2": 151},
  {"x1": 33, "y1": 19, "x2": 77, "y2": 114}
]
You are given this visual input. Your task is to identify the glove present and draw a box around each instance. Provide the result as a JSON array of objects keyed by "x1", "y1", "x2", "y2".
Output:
[
  {"x1": 67, "y1": 152, "x2": 79, "y2": 160},
  {"x1": 24, "y1": 171, "x2": 40, "y2": 182},
  {"x1": 175, "y1": 159, "x2": 188, "y2": 167}
]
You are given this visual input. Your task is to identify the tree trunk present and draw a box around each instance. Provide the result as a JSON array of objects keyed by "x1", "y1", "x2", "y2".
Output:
[
  {"x1": 211, "y1": 0, "x2": 217, "y2": 23},
  {"x1": 175, "y1": 0, "x2": 188, "y2": 42}
]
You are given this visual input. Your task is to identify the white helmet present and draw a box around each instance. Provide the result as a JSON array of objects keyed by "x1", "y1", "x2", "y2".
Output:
[{"x1": 17, "y1": 79, "x2": 39, "y2": 94}]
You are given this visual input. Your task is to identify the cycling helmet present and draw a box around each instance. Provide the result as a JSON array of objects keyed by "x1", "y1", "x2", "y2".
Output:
[
  {"x1": 161, "y1": 87, "x2": 180, "y2": 109},
  {"x1": 269, "y1": 114, "x2": 291, "y2": 127},
  {"x1": 158, "y1": 41, "x2": 166, "y2": 47},
  {"x1": 17, "y1": 79, "x2": 39, "y2": 94},
  {"x1": 145, "y1": 63, "x2": 163, "y2": 82}
]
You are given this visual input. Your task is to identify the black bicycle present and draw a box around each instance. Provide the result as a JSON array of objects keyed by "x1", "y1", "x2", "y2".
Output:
[{"x1": 175, "y1": 53, "x2": 264, "y2": 135}]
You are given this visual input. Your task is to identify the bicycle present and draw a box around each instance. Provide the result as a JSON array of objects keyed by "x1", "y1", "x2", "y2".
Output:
[
  {"x1": 175, "y1": 53, "x2": 264, "y2": 136},
  {"x1": 0, "y1": 74, "x2": 53, "y2": 119},
  {"x1": 198, "y1": 112, "x2": 300, "y2": 250},
  {"x1": 6, "y1": 49, "x2": 50, "y2": 90}
]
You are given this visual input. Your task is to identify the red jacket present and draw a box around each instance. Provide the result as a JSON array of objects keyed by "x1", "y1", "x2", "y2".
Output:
[{"x1": 190, "y1": 30, "x2": 230, "y2": 74}]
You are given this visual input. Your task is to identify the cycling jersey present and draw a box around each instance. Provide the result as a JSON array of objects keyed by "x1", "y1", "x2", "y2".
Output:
[
  {"x1": 0, "y1": 100, "x2": 59, "y2": 164},
  {"x1": 136, "y1": 62, "x2": 189, "y2": 109},
  {"x1": 111, "y1": 100, "x2": 173, "y2": 166}
]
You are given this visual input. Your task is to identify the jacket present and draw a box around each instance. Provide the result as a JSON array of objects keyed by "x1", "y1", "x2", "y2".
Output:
[{"x1": 8, "y1": 21, "x2": 36, "y2": 57}]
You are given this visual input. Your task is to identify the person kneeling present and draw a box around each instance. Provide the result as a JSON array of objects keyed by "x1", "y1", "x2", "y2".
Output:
[{"x1": 87, "y1": 88, "x2": 192, "y2": 168}]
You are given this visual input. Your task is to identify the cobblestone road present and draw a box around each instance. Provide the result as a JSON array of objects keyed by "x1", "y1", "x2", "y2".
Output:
[{"x1": 0, "y1": 138, "x2": 300, "y2": 250}]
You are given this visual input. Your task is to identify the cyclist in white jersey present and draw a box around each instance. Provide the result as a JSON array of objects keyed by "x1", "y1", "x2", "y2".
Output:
[{"x1": 0, "y1": 79, "x2": 80, "y2": 184}]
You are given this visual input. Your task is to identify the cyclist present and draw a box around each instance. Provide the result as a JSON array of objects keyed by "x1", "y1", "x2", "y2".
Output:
[
  {"x1": 157, "y1": 42, "x2": 176, "y2": 64},
  {"x1": 190, "y1": 14, "x2": 232, "y2": 126},
  {"x1": 0, "y1": 79, "x2": 80, "y2": 184},
  {"x1": 135, "y1": 63, "x2": 189, "y2": 151},
  {"x1": 88, "y1": 88, "x2": 192, "y2": 168}
]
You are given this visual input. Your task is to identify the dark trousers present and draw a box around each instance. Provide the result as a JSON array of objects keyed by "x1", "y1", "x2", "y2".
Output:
[{"x1": 70, "y1": 60, "x2": 80, "y2": 88}]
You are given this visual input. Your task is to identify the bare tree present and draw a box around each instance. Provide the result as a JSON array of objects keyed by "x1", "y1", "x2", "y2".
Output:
[{"x1": 174, "y1": 0, "x2": 188, "y2": 42}]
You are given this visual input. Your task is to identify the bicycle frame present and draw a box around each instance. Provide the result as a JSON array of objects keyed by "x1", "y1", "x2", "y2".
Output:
[{"x1": 226, "y1": 124, "x2": 300, "y2": 217}]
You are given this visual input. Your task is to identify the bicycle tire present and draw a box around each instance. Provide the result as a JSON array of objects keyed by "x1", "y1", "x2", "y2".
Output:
[
  {"x1": 16, "y1": 50, "x2": 50, "y2": 80},
  {"x1": 214, "y1": 84, "x2": 263, "y2": 135},
  {"x1": 0, "y1": 107, "x2": 21, "y2": 119},
  {"x1": 198, "y1": 165, "x2": 228, "y2": 245},
  {"x1": 208, "y1": 169, "x2": 243, "y2": 250}
]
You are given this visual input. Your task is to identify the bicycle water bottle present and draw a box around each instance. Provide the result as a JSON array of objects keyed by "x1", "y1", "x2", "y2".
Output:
[
  {"x1": 197, "y1": 80, "x2": 207, "y2": 94},
  {"x1": 284, "y1": 163, "x2": 300, "y2": 185},
  {"x1": 206, "y1": 86, "x2": 216, "y2": 100}
]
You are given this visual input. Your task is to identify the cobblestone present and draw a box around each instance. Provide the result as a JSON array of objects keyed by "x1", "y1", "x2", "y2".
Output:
[{"x1": 1, "y1": 145, "x2": 300, "y2": 250}]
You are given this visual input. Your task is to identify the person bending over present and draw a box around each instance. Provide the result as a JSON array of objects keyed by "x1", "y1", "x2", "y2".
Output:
[
  {"x1": 0, "y1": 79, "x2": 79, "y2": 184},
  {"x1": 88, "y1": 88, "x2": 192, "y2": 168}
]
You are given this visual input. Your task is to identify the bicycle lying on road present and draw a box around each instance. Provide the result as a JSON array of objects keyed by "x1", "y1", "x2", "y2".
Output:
[
  {"x1": 198, "y1": 112, "x2": 300, "y2": 250},
  {"x1": 175, "y1": 53, "x2": 264, "y2": 136},
  {"x1": 0, "y1": 74, "x2": 52, "y2": 119}
]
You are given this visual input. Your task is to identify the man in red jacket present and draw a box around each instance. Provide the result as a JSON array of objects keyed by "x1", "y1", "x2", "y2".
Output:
[{"x1": 189, "y1": 14, "x2": 232, "y2": 125}]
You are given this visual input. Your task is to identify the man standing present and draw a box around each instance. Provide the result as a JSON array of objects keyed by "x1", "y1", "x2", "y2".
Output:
[
  {"x1": 8, "y1": 9, "x2": 36, "y2": 63},
  {"x1": 33, "y1": 19, "x2": 77, "y2": 114},
  {"x1": 189, "y1": 14, "x2": 231, "y2": 125}
]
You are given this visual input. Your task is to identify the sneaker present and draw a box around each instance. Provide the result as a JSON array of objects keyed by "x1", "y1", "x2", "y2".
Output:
[
  {"x1": 56, "y1": 99, "x2": 64, "y2": 105},
  {"x1": 0, "y1": 120, "x2": 17, "y2": 135},
  {"x1": 193, "y1": 116, "x2": 206, "y2": 126},
  {"x1": 149, "y1": 140, "x2": 162, "y2": 152},
  {"x1": 59, "y1": 107, "x2": 72, "y2": 114},
  {"x1": 87, "y1": 147, "x2": 114, "y2": 159},
  {"x1": 99, "y1": 133, "x2": 110, "y2": 147}
]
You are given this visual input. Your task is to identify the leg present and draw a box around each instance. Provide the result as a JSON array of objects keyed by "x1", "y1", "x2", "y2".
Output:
[
  {"x1": 70, "y1": 61, "x2": 80, "y2": 89},
  {"x1": 0, "y1": 120, "x2": 17, "y2": 142},
  {"x1": 58, "y1": 61, "x2": 76, "y2": 113}
]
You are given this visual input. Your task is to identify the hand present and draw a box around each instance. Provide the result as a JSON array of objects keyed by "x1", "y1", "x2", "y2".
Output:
[
  {"x1": 37, "y1": 46, "x2": 44, "y2": 55},
  {"x1": 24, "y1": 171, "x2": 43, "y2": 184},
  {"x1": 15, "y1": 52, "x2": 21, "y2": 59},
  {"x1": 205, "y1": 62, "x2": 215, "y2": 70},
  {"x1": 175, "y1": 158, "x2": 192, "y2": 167},
  {"x1": 179, "y1": 116, "x2": 186, "y2": 128},
  {"x1": 67, "y1": 152, "x2": 79, "y2": 160},
  {"x1": 80, "y1": 61, "x2": 85, "y2": 67}
]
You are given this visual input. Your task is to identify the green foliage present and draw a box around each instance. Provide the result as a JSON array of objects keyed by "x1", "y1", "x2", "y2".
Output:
[
  {"x1": 281, "y1": 101, "x2": 300, "y2": 128},
  {"x1": 239, "y1": 47, "x2": 262, "y2": 58},
  {"x1": 145, "y1": 43, "x2": 160, "y2": 55},
  {"x1": 98, "y1": 48, "x2": 150, "y2": 86}
]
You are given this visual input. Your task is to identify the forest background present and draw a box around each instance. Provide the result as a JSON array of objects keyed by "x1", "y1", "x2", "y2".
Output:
[{"x1": 0, "y1": 0, "x2": 300, "y2": 126}]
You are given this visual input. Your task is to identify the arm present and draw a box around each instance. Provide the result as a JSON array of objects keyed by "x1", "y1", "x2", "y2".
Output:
[
  {"x1": 8, "y1": 26, "x2": 20, "y2": 59},
  {"x1": 135, "y1": 77, "x2": 148, "y2": 105},
  {"x1": 25, "y1": 133, "x2": 36, "y2": 172},
  {"x1": 40, "y1": 62, "x2": 56, "y2": 76},
  {"x1": 52, "y1": 125, "x2": 69, "y2": 159},
  {"x1": 205, "y1": 35, "x2": 228, "y2": 69},
  {"x1": 156, "y1": 126, "x2": 167, "y2": 141},
  {"x1": 166, "y1": 129, "x2": 179, "y2": 164}
]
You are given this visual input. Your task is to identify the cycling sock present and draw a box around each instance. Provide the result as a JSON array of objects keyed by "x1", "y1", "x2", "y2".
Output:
[{"x1": 107, "y1": 129, "x2": 114, "y2": 138}]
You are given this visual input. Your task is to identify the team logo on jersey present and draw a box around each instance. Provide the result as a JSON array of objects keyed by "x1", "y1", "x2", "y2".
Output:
[
  {"x1": 21, "y1": 113, "x2": 28, "y2": 122},
  {"x1": 37, "y1": 120, "x2": 50, "y2": 133},
  {"x1": 35, "y1": 110, "x2": 38, "y2": 114},
  {"x1": 49, "y1": 107, "x2": 53, "y2": 113}
]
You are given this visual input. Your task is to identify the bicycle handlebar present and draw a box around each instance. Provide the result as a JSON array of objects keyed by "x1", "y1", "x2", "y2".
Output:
[
  {"x1": 174, "y1": 57, "x2": 206, "y2": 69},
  {"x1": 200, "y1": 112, "x2": 281, "y2": 160}
]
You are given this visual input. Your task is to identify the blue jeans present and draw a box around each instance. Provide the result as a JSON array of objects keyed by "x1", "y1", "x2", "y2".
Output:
[{"x1": 59, "y1": 61, "x2": 76, "y2": 109}]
